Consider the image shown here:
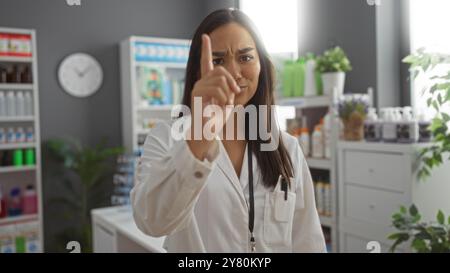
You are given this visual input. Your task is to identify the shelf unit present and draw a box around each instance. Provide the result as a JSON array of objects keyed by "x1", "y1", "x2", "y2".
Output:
[
  {"x1": 278, "y1": 92, "x2": 339, "y2": 252},
  {"x1": 0, "y1": 27, "x2": 43, "y2": 252},
  {"x1": 120, "y1": 36, "x2": 190, "y2": 154}
]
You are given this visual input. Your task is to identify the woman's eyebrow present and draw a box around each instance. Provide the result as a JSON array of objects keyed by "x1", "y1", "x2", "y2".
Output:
[
  {"x1": 238, "y1": 47, "x2": 254, "y2": 54},
  {"x1": 212, "y1": 51, "x2": 226, "y2": 57},
  {"x1": 212, "y1": 47, "x2": 255, "y2": 57}
]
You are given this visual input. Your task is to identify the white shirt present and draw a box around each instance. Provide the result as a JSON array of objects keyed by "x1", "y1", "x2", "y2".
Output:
[{"x1": 130, "y1": 118, "x2": 326, "y2": 253}]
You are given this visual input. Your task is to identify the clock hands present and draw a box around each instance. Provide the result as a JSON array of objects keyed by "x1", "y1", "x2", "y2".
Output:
[
  {"x1": 73, "y1": 65, "x2": 93, "y2": 77},
  {"x1": 79, "y1": 65, "x2": 93, "y2": 77}
]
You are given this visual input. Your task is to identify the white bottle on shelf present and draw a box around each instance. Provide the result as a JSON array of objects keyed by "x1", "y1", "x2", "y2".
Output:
[
  {"x1": 304, "y1": 59, "x2": 317, "y2": 97},
  {"x1": 298, "y1": 127, "x2": 310, "y2": 157},
  {"x1": 6, "y1": 127, "x2": 16, "y2": 143},
  {"x1": 397, "y1": 106, "x2": 419, "y2": 143},
  {"x1": 312, "y1": 125, "x2": 324, "y2": 158},
  {"x1": 382, "y1": 108, "x2": 397, "y2": 142},
  {"x1": 15, "y1": 91, "x2": 25, "y2": 117},
  {"x1": 364, "y1": 107, "x2": 381, "y2": 142},
  {"x1": 6, "y1": 91, "x2": 16, "y2": 117},
  {"x1": 0, "y1": 92, "x2": 6, "y2": 117},
  {"x1": 16, "y1": 127, "x2": 25, "y2": 143},
  {"x1": 26, "y1": 127, "x2": 34, "y2": 143},
  {"x1": 24, "y1": 92, "x2": 33, "y2": 116},
  {"x1": 315, "y1": 182, "x2": 324, "y2": 215},
  {"x1": 417, "y1": 109, "x2": 432, "y2": 142}
]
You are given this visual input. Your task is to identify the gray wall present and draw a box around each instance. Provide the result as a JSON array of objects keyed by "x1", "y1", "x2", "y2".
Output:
[
  {"x1": 204, "y1": 0, "x2": 238, "y2": 14},
  {"x1": 298, "y1": 0, "x2": 408, "y2": 108},
  {"x1": 376, "y1": 0, "x2": 402, "y2": 107},
  {"x1": 298, "y1": 0, "x2": 377, "y2": 96},
  {"x1": 0, "y1": 0, "x2": 206, "y2": 251}
]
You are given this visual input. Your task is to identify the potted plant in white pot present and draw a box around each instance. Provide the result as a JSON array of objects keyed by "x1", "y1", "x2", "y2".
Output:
[{"x1": 316, "y1": 46, "x2": 352, "y2": 96}]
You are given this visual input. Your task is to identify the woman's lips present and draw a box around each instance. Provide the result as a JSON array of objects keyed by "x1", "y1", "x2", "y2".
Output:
[{"x1": 239, "y1": 86, "x2": 248, "y2": 92}]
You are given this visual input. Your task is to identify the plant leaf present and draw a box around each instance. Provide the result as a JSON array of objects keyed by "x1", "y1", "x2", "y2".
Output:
[
  {"x1": 400, "y1": 206, "x2": 407, "y2": 214},
  {"x1": 410, "y1": 204, "x2": 419, "y2": 216}
]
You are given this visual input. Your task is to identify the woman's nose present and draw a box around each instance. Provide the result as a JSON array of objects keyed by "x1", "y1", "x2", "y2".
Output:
[{"x1": 225, "y1": 60, "x2": 242, "y2": 80}]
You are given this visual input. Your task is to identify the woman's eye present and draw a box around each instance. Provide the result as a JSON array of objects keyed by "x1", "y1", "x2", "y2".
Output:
[
  {"x1": 240, "y1": 55, "x2": 254, "y2": 62},
  {"x1": 213, "y1": 58, "x2": 224, "y2": 65}
]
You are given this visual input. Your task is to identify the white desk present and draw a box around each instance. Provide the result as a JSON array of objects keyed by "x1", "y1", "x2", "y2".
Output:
[{"x1": 91, "y1": 206, "x2": 166, "y2": 253}]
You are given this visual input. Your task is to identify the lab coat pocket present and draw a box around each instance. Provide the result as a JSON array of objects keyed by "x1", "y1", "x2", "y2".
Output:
[{"x1": 263, "y1": 190, "x2": 296, "y2": 246}]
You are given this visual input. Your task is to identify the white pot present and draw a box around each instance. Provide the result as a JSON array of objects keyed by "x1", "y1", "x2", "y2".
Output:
[{"x1": 321, "y1": 72, "x2": 346, "y2": 96}]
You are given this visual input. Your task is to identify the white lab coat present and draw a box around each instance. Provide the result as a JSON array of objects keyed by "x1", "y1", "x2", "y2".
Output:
[{"x1": 130, "y1": 117, "x2": 326, "y2": 253}]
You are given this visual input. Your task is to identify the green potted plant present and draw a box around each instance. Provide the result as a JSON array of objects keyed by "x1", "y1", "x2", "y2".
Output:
[
  {"x1": 45, "y1": 138, "x2": 124, "y2": 252},
  {"x1": 316, "y1": 46, "x2": 352, "y2": 96},
  {"x1": 389, "y1": 205, "x2": 450, "y2": 253}
]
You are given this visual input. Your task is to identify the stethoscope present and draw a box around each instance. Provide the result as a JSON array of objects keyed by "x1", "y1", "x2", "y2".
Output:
[{"x1": 247, "y1": 142, "x2": 289, "y2": 252}]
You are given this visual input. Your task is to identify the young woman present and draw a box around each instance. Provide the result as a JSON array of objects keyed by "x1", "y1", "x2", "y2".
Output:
[{"x1": 131, "y1": 8, "x2": 326, "y2": 252}]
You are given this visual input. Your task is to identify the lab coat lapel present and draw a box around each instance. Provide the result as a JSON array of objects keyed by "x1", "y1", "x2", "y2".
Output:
[
  {"x1": 216, "y1": 141, "x2": 246, "y2": 201},
  {"x1": 217, "y1": 141, "x2": 240, "y2": 187}
]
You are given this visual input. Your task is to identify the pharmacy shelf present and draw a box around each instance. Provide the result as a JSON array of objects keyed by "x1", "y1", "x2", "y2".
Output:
[
  {"x1": 306, "y1": 157, "x2": 332, "y2": 170},
  {"x1": 282, "y1": 90, "x2": 339, "y2": 252},
  {"x1": 0, "y1": 142, "x2": 35, "y2": 149},
  {"x1": 0, "y1": 165, "x2": 36, "y2": 173},
  {"x1": 0, "y1": 214, "x2": 38, "y2": 226},
  {"x1": 0, "y1": 27, "x2": 43, "y2": 252},
  {"x1": 121, "y1": 36, "x2": 190, "y2": 153},
  {"x1": 0, "y1": 56, "x2": 33, "y2": 63},
  {"x1": 0, "y1": 83, "x2": 34, "y2": 90},
  {"x1": 319, "y1": 215, "x2": 333, "y2": 227},
  {"x1": 0, "y1": 116, "x2": 34, "y2": 122},
  {"x1": 277, "y1": 96, "x2": 331, "y2": 109}
]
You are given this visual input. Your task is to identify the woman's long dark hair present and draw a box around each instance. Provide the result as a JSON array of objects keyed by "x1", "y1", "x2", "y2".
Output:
[{"x1": 181, "y1": 8, "x2": 293, "y2": 188}]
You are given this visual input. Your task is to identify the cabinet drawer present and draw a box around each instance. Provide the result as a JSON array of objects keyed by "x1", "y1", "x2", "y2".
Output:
[
  {"x1": 344, "y1": 150, "x2": 407, "y2": 192},
  {"x1": 344, "y1": 185, "x2": 407, "y2": 227}
]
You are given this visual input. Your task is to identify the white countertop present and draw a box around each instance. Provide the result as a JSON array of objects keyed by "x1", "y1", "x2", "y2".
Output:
[{"x1": 91, "y1": 205, "x2": 167, "y2": 253}]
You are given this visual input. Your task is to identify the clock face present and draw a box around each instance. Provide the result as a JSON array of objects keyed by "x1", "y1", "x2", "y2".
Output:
[{"x1": 58, "y1": 53, "x2": 103, "y2": 98}]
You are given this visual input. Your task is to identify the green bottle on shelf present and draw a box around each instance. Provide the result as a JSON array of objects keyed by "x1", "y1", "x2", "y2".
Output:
[
  {"x1": 282, "y1": 60, "x2": 294, "y2": 98},
  {"x1": 25, "y1": 148, "x2": 35, "y2": 165},
  {"x1": 13, "y1": 149, "x2": 23, "y2": 166},
  {"x1": 293, "y1": 57, "x2": 305, "y2": 97}
]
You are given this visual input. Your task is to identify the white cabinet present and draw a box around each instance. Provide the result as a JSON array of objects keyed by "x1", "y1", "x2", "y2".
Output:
[{"x1": 338, "y1": 141, "x2": 450, "y2": 253}]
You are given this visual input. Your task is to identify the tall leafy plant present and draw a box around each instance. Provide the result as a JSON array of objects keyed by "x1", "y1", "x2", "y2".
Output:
[
  {"x1": 45, "y1": 138, "x2": 124, "y2": 252},
  {"x1": 388, "y1": 48, "x2": 450, "y2": 252},
  {"x1": 403, "y1": 48, "x2": 450, "y2": 180}
]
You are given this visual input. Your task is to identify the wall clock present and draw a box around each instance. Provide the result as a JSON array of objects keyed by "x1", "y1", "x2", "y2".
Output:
[{"x1": 58, "y1": 53, "x2": 103, "y2": 98}]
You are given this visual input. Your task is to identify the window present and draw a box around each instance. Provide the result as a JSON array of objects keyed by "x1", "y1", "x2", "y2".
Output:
[
  {"x1": 410, "y1": 0, "x2": 450, "y2": 118},
  {"x1": 240, "y1": 0, "x2": 298, "y2": 55}
]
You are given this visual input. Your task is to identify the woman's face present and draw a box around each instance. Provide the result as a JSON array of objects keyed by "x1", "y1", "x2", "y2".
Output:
[{"x1": 208, "y1": 22, "x2": 261, "y2": 106}]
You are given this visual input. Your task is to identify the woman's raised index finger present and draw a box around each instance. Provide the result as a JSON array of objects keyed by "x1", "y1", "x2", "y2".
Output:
[{"x1": 201, "y1": 34, "x2": 214, "y2": 77}]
